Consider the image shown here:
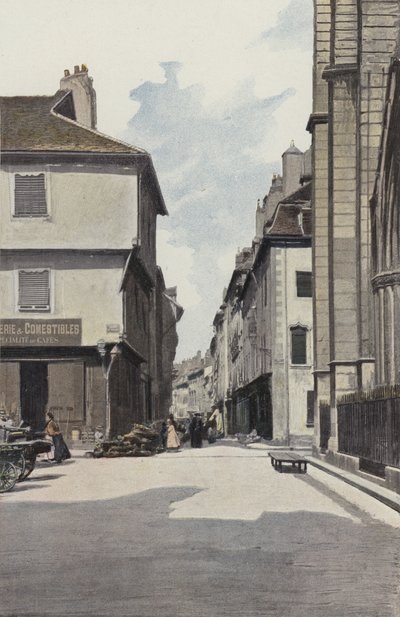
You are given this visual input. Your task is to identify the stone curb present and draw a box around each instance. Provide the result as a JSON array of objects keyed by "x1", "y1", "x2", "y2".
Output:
[{"x1": 306, "y1": 456, "x2": 400, "y2": 514}]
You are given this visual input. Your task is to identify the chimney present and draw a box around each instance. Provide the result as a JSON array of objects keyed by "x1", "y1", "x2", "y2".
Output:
[
  {"x1": 60, "y1": 64, "x2": 97, "y2": 129},
  {"x1": 282, "y1": 140, "x2": 303, "y2": 197}
]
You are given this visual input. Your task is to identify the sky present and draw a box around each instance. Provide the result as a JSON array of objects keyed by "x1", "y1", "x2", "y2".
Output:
[{"x1": 0, "y1": 0, "x2": 313, "y2": 361}]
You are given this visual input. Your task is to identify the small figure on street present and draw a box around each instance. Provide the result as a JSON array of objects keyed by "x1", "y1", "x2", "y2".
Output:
[
  {"x1": 207, "y1": 418, "x2": 217, "y2": 444},
  {"x1": 166, "y1": 418, "x2": 180, "y2": 452},
  {"x1": 190, "y1": 413, "x2": 203, "y2": 448},
  {"x1": 209, "y1": 405, "x2": 224, "y2": 438},
  {"x1": 45, "y1": 411, "x2": 71, "y2": 464},
  {"x1": 160, "y1": 421, "x2": 167, "y2": 449},
  {"x1": 168, "y1": 413, "x2": 178, "y2": 430},
  {"x1": 94, "y1": 426, "x2": 104, "y2": 446}
]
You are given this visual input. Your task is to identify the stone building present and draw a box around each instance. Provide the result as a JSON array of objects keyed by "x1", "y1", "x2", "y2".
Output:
[
  {"x1": 171, "y1": 351, "x2": 213, "y2": 420},
  {"x1": 309, "y1": 1, "x2": 400, "y2": 490},
  {"x1": 236, "y1": 177, "x2": 313, "y2": 443},
  {"x1": 222, "y1": 247, "x2": 253, "y2": 434},
  {"x1": 0, "y1": 65, "x2": 181, "y2": 438},
  {"x1": 210, "y1": 145, "x2": 313, "y2": 443}
]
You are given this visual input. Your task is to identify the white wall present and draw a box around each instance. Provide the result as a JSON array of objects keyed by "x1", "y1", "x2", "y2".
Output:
[
  {"x1": 0, "y1": 164, "x2": 138, "y2": 249},
  {"x1": 271, "y1": 245, "x2": 313, "y2": 440},
  {"x1": 286, "y1": 247, "x2": 313, "y2": 436},
  {"x1": 0, "y1": 253, "x2": 125, "y2": 346}
]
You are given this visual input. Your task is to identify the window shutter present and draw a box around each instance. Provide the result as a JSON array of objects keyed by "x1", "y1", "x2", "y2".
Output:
[
  {"x1": 15, "y1": 174, "x2": 47, "y2": 217},
  {"x1": 18, "y1": 270, "x2": 50, "y2": 311},
  {"x1": 306, "y1": 390, "x2": 314, "y2": 426},
  {"x1": 296, "y1": 271, "x2": 312, "y2": 297},
  {"x1": 291, "y1": 327, "x2": 307, "y2": 364}
]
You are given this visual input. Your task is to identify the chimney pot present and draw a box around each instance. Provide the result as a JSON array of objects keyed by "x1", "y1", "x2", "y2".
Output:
[{"x1": 59, "y1": 64, "x2": 97, "y2": 129}]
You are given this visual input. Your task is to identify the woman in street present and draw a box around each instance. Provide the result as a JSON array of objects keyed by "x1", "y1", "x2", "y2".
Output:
[
  {"x1": 166, "y1": 418, "x2": 180, "y2": 452},
  {"x1": 45, "y1": 411, "x2": 71, "y2": 464},
  {"x1": 192, "y1": 413, "x2": 203, "y2": 448}
]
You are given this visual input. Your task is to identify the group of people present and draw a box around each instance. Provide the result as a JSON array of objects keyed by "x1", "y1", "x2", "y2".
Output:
[{"x1": 159, "y1": 407, "x2": 224, "y2": 452}]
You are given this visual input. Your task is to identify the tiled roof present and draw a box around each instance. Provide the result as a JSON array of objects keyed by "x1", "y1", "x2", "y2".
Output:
[
  {"x1": 0, "y1": 91, "x2": 144, "y2": 154},
  {"x1": 280, "y1": 181, "x2": 311, "y2": 204},
  {"x1": 267, "y1": 204, "x2": 312, "y2": 236},
  {"x1": 265, "y1": 181, "x2": 312, "y2": 237}
]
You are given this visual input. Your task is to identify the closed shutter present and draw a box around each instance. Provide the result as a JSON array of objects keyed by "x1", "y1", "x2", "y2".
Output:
[
  {"x1": 296, "y1": 271, "x2": 312, "y2": 297},
  {"x1": 15, "y1": 174, "x2": 47, "y2": 217},
  {"x1": 18, "y1": 270, "x2": 50, "y2": 311},
  {"x1": 291, "y1": 326, "x2": 307, "y2": 364}
]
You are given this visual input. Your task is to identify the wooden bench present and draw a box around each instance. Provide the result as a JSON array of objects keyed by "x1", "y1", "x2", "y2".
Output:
[{"x1": 268, "y1": 451, "x2": 308, "y2": 473}]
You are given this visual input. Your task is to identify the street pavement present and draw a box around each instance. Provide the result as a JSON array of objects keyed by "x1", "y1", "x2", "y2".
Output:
[{"x1": 1, "y1": 441, "x2": 399, "y2": 617}]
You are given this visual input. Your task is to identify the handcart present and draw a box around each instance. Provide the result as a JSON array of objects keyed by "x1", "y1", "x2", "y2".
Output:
[
  {"x1": 0, "y1": 427, "x2": 52, "y2": 492},
  {"x1": 0, "y1": 459, "x2": 19, "y2": 493}
]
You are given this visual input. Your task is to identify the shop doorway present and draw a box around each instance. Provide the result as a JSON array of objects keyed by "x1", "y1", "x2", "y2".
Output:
[{"x1": 20, "y1": 362, "x2": 48, "y2": 429}]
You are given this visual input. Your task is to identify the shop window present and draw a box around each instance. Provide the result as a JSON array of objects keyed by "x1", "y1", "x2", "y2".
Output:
[
  {"x1": 18, "y1": 269, "x2": 50, "y2": 311},
  {"x1": 291, "y1": 326, "x2": 307, "y2": 364},
  {"x1": 296, "y1": 271, "x2": 312, "y2": 297},
  {"x1": 14, "y1": 173, "x2": 48, "y2": 217}
]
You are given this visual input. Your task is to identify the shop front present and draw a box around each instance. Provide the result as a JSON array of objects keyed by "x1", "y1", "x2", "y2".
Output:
[
  {"x1": 0, "y1": 318, "x2": 107, "y2": 438},
  {"x1": 231, "y1": 374, "x2": 272, "y2": 437}
]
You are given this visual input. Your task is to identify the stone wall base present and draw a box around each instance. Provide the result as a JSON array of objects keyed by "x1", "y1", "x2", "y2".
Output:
[{"x1": 313, "y1": 449, "x2": 400, "y2": 495}]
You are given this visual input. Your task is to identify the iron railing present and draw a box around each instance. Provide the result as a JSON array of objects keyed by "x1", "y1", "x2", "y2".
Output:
[{"x1": 337, "y1": 397, "x2": 400, "y2": 468}]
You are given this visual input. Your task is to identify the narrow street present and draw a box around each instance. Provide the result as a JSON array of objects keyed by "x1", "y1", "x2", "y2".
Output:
[{"x1": 1, "y1": 443, "x2": 399, "y2": 617}]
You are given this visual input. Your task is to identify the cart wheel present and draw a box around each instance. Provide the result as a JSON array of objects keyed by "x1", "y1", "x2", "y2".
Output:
[
  {"x1": 0, "y1": 461, "x2": 18, "y2": 492},
  {"x1": 14, "y1": 453, "x2": 26, "y2": 482},
  {"x1": 19, "y1": 458, "x2": 35, "y2": 481}
]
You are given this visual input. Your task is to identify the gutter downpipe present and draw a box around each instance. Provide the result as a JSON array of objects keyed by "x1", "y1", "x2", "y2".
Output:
[
  {"x1": 283, "y1": 244, "x2": 290, "y2": 446},
  {"x1": 98, "y1": 342, "x2": 120, "y2": 439}
]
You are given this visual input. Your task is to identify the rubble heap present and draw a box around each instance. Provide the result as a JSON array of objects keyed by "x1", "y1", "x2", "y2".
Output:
[{"x1": 93, "y1": 424, "x2": 161, "y2": 458}]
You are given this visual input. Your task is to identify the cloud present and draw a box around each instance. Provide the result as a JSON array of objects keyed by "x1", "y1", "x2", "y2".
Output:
[
  {"x1": 253, "y1": 0, "x2": 313, "y2": 50},
  {"x1": 123, "y1": 61, "x2": 298, "y2": 359},
  {"x1": 126, "y1": 63, "x2": 294, "y2": 253}
]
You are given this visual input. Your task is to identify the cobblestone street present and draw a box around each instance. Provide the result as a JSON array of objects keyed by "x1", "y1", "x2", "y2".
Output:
[{"x1": 1, "y1": 443, "x2": 399, "y2": 617}]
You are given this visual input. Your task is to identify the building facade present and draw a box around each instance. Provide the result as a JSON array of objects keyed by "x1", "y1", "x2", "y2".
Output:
[
  {"x1": 171, "y1": 351, "x2": 213, "y2": 420},
  {"x1": 0, "y1": 65, "x2": 181, "y2": 438},
  {"x1": 210, "y1": 145, "x2": 313, "y2": 443},
  {"x1": 309, "y1": 1, "x2": 400, "y2": 491}
]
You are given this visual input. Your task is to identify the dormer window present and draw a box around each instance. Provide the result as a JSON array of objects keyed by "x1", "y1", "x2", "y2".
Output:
[{"x1": 14, "y1": 173, "x2": 48, "y2": 217}]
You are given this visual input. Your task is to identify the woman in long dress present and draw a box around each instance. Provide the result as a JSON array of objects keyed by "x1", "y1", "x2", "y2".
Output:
[
  {"x1": 45, "y1": 412, "x2": 71, "y2": 463},
  {"x1": 166, "y1": 418, "x2": 180, "y2": 452}
]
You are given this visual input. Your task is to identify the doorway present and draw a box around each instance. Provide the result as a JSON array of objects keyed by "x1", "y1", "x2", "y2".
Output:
[{"x1": 20, "y1": 362, "x2": 48, "y2": 429}]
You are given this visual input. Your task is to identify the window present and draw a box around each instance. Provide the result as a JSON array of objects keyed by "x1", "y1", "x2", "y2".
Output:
[
  {"x1": 14, "y1": 173, "x2": 48, "y2": 217},
  {"x1": 306, "y1": 390, "x2": 314, "y2": 427},
  {"x1": 18, "y1": 269, "x2": 50, "y2": 311},
  {"x1": 296, "y1": 271, "x2": 312, "y2": 297},
  {"x1": 291, "y1": 326, "x2": 307, "y2": 364}
]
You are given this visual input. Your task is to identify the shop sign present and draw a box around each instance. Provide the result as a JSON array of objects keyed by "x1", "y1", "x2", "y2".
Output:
[{"x1": 0, "y1": 319, "x2": 82, "y2": 347}]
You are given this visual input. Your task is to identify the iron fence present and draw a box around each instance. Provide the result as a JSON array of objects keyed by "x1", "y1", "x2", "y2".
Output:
[{"x1": 337, "y1": 397, "x2": 400, "y2": 468}]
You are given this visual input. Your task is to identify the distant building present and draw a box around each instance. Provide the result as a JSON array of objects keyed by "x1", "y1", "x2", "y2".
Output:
[
  {"x1": 0, "y1": 65, "x2": 181, "y2": 438},
  {"x1": 211, "y1": 144, "x2": 313, "y2": 443},
  {"x1": 171, "y1": 351, "x2": 213, "y2": 420}
]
